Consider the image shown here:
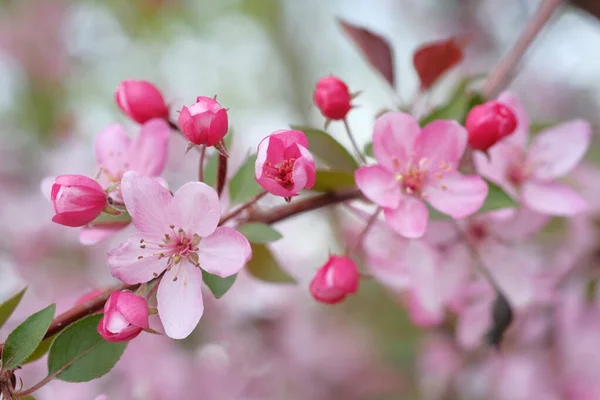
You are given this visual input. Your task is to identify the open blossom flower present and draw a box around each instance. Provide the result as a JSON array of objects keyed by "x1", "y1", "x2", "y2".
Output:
[
  {"x1": 178, "y1": 96, "x2": 228, "y2": 146},
  {"x1": 98, "y1": 291, "x2": 149, "y2": 342},
  {"x1": 474, "y1": 93, "x2": 590, "y2": 216},
  {"x1": 108, "y1": 171, "x2": 251, "y2": 339},
  {"x1": 309, "y1": 255, "x2": 359, "y2": 304},
  {"x1": 355, "y1": 112, "x2": 488, "y2": 238},
  {"x1": 51, "y1": 175, "x2": 108, "y2": 227},
  {"x1": 255, "y1": 129, "x2": 316, "y2": 199},
  {"x1": 115, "y1": 80, "x2": 170, "y2": 124}
]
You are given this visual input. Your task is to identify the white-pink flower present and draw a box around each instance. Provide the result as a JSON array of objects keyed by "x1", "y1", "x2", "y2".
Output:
[
  {"x1": 474, "y1": 92, "x2": 590, "y2": 216},
  {"x1": 108, "y1": 171, "x2": 252, "y2": 339},
  {"x1": 355, "y1": 112, "x2": 488, "y2": 238}
]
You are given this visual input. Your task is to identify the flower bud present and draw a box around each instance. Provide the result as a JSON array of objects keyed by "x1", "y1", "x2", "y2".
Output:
[
  {"x1": 97, "y1": 291, "x2": 149, "y2": 342},
  {"x1": 51, "y1": 175, "x2": 108, "y2": 227},
  {"x1": 465, "y1": 101, "x2": 517, "y2": 151},
  {"x1": 115, "y1": 80, "x2": 169, "y2": 124},
  {"x1": 313, "y1": 75, "x2": 353, "y2": 120},
  {"x1": 309, "y1": 256, "x2": 359, "y2": 304},
  {"x1": 178, "y1": 96, "x2": 229, "y2": 146}
]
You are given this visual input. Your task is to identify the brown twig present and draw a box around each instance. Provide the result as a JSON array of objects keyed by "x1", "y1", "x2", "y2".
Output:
[
  {"x1": 480, "y1": 0, "x2": 565, "y2": 99},
  {"x1": 219, "y1": 191, "x2": 268, "y2": 225},
  {"x1": 216, "y1": 153, "x2": 228, "y2": 197}
]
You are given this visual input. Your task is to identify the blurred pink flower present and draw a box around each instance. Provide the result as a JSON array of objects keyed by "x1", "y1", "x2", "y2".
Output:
[
  {"x1": 309, "y1": 255, "x2": 359, "y2": 304},
  {"x1": 474, "y1": 92, "x2": 590, "y2": 216},
  {"x1": 50, "y1": 174, "x2": 107, "y2": 227},
  {"x1": 355, "y1": 112, "x2": 488, "y2": 238},
  {"x1": 178, "y1": 96, "x2": 228, "y2": 147},
  {"x1": 115, "y1": 80, "x2": 170, "y2": 124},
  {"x1": 255, "y1": 129, "x2": 316, "y2": 199},
  {"x1": 98, "y1": 291, "x2": 149, "y2": 342},
  {"x1": 108, "y1": 171, "x2": 251, "y2": 339}
]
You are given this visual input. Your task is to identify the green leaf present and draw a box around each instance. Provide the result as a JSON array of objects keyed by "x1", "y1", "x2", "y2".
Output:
[
  {"x1": 2, "y1": 304, "x2": 55, "y2": 369},
  {"x1": 92, "y1": 210, "x2": 131, "y2": 225},
  {"x1": 0, "y1": 287, "x2": 27, "y2": 330},
  {"x1": 311, "y1": 170, "x2": 356, "y2": 192},
  {"x1": 19, "y1": 396, "x2": 36, "y2": 400},
  {"x1": 419, "y1": 78, "x2": 483, "y2": 126},
  {"x1": 479, "y1": 180, "x2": 517, "y2": 212},
  {"x1": 427, "y1": 204, "x2": 451, "y2": 220},
  {"x1": 203, "y1": 272, "x2": 237, "y2": 299},
  {"x1": 229, "y1": 154, "x2": 262, "y2": 205},
  {"x1": 237, "y1": 223, "x2": 283, "y2": 243},
  {"x1": 22, "y1": 334, "x2": 56, "y2": 365},
  {"x1": 47, "y1": 314, "x2": 127, "y2": 382},
  {"x1": 246, "y1": 244, "x2": 296, "y2": 283},
  {"x1": 290, "y1": 125, "x2": 359, "y2": 172},
  {"x1": 364, "y1": 142, "x2": 374, "y2": 158},
  {"x1": 203, "y1": 151, "x2": 219, "y2": 188}
]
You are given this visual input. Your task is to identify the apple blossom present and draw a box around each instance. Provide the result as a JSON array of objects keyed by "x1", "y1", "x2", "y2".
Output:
[
  {"x1": 313, "y1": 75, "x2": 353, "y2": 120},
  {"x1": 474, "y1": 93, "x2": 590, "y2": 216},
  {"x1": 178, "y1": 96, "x2": 228, "y2": 147},
  {"x1": 115, "y1": 80, "x2": 169, "y2": 124},
  {"x1": 309, "y1": 255, "x2": 359, "y2": 304},
  {"x1": 255, "y1": 129, "x2": 316, "y2": 200},
  {"x1": 465, "y1": 100, "x2": 517, "y2": 151},
  {"x1": 108, "y1": 171, "x2": 251, "y2": 339},
  {"x1": 355, "y1": 112, "x2": 488, "y2": 238},
  {"x1": 50, "y1": 175, "x2": 108, "y2": 227},
  {"x1": 97, "y1": 291, "x2": 149, "y2": 342}
]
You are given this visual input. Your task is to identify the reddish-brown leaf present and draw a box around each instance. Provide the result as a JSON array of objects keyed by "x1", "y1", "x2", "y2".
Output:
[
  {"x1": 571, "y1": 0, "x2": 600, "y2": 20},
  {"x1": 413, "y1": 38, "x2": 464, "y2": 90},
  {"x1": 338, "y1": 19, "x2": 395, "y2": 87}
]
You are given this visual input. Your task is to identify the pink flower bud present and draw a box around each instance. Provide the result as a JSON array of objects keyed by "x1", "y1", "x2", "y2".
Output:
[
  {"x1": 313, "y1": 75, "x2": 353, "y2": 120},
  {"x1": 309, "y1": 256, "x2": 359, "y2": 304},
  {"x1": 465, "y1": 101, "x2": 517, "y2": 152},
  {"x1": 178, "y1": 96, "x2": 229, "y2": 146},
  {"x1": 255, "y1": 130, "x2": 316, "y2": 199},
  {"x1": 115, "y1": 80, "x2": 170, "y2": 124},
  {"x1": 51, "y1": 175, "x2": 108, "y2": 227},
  {"x1": 97, "y1": 291, "x2": 149, "y2": 342}
]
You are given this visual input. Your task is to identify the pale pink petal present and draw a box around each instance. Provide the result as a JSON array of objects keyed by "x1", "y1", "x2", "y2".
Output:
[
  {"x1": 198, "y1": 227, "x2": 251, "y2": 278},
  {"x1": 40, "y1": 176, "x2": 55, "y2": 201},
  {"x1": 456, "y1": 299, "x2": 492, "y2": 350},
  {"x1": 416, "y1": 120, "x2": 467, "y2": 166},
  {"x1": 290, "y1": 159, "x2": 308, "y2": 194},
  {"x1": 497, "y1": 92, "x2": 529, "y2": 149},
  {"x1": 528, "y1": 120, "x2": 590, "y2": 180},
  {"x1": 169, "y1": 181, "x2": 220, "y2": 237},
  {"x1": 355, "y1": 165, "x2": 401, "y2": 208},
  {"x1": 79, "y1": 222, "x2": 129, "y2": 246},
  {"x1": 121, "y1": 171, "x2": 172, "y2": 233},
  {"x1": 271, "y1": 129, "x2": 308, "y2": 149},
  {"x1": 157, "y1": 263, "x2": 204, "y2": 339},
  {"x1": 372, "y1": 112, "x2": 421, "y2": 172},
  {"x1": 95, "y1": 124, "x2": 131, "y2": 179},
  {"x1": 473, "y1": 142, "x2": 519, "y2": 194},
  {"x1": 489, "y1": 207, "x2": 549, "y2": 241},
  {"x1": 522, "y1": 181, "x2": 587, "y2": 216},
  {"x1": 383, "y1": 196, "x2": 428, "y2": 238},
  {"x1": 426, "y1": 173, "x2": 488, "y2": 219},
  {"x1": 255, "y1": 137, "x2": 275, "y2": 177},
  {"x1": 108, "y1": 233, "x2": 167, "y2": 284},
  {"x1": 297, "y1": 144, "x2": 316, "y2": 189},
  {"x1": 128, "y1": 118, "x2": 170, "y2": 176}
]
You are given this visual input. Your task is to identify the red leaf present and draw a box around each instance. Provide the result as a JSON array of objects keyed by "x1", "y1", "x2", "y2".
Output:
[
  {"x1": 338, "y1": 19, "x2": 395, "y2": 87},
  {"x1": 413, "y1": 38, "x2": 464, "y2": 90},
  {"x1": 571, "y1": 0, "x2": 600, "y2": 20}
]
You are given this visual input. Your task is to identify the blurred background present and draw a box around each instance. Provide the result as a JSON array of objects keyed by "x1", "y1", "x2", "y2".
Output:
[{"x1": 1, "y1": 0, "x2": 600, "y2": 399}]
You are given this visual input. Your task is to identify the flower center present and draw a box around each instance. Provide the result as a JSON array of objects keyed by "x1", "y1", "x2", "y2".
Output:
[
  {"x1": 265, "y1": 158, "x2": 296, "y2": 189},
  {"x1": 394, "y1": 157, "x2": 454, "y2": 197},
  {"x1": 467, "y1": 221, "x2": 489, "y2": 243}
]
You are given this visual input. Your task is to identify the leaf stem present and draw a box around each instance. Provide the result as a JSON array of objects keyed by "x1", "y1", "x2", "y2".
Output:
[{"x1": 342, "y1": 118, "x2": 367, "y2": 165}]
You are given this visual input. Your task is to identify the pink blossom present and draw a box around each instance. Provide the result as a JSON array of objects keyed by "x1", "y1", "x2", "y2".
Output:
[
  {"x1": 97, "y1": 291, "x2": 149, "y2": 342},
  {"x1": 51, "y1": 174, "x2": 108, "y2": 227},
  {"x1": 465, "y1": 100, "x2": 517, "y2": 152},
  {"x1": 313, "y1": 75, "x2": 353, "y2": 120},
  {"x1": 474, "y1": 92, "x2": 590, "y2": 216},
  {"x1": 108, "y1": 171, "x2": 251, "y2": 339},
  {"x1": 309, "y1": 255, "x2": 359, "y2": 304},
  {"x1": 178, "y1": 96, "x2": 228, "y2": 146},
  {"x1": 355, "y1": 112, "x2": 488, "y2": 238},
  {"x1": 115, "y1": 80, "x2": 170, "y2": 124},
  {"x1": 255, "y1": 129, "x2": 316, "y2": 199}
]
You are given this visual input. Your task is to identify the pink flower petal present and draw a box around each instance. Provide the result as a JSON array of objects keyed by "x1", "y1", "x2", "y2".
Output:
[
  {"x1": 270, "y1": 129, "x2": 308, "y2": 149},
  {"x1": 296, "y1": 144, "x2": 316, "y2": 189},
  {"x1": 355, "y1": 165, "x2": 401, "y2": 208},
  {"x1": 157, "y1": 263, "x2": 204, "y2": 339},
  {"x1": 116, "y1": 291, "x2": 150, "y2": 329},
  {"x1": 79, "y1": 222, "x2": 129, "y2": 246},
  {"x1": 456, "y1": 298, "x2": 492, "y2": 350},
  {"x1": 426, "y1": 173, "x2": 488, "y2": 219},
  {"x1": 121, "y1": 171, "x2": 173, "y2": 233},
  {"x1": 473, "y1": 142, "x2": 518, "y2": 193},
  {"x1": 497, "y1": 92, "x2": 529, "y2": 149},
  {"x1": 522, "y1": 181, "x2": 587, "y2": 216},
  {"x1": 108, "y1": 233, "x2": 168, "y2": 284},
  {"x1": 94, "y1": 124, "x2": 131, "y2": 179},
  {"x1": 198, "y1": 227, "x2": 252, "y2": 278},
  {"x1": 383, "y1": 196, "x2": 429, "y2": 238},
  {"x1": 372, "y1": 112, "x2": 421, "y2": 172},
  {"x1": 169, "y1": 182, "x2": 220, "y2": 237},
  {"x1": 128, "y1": 118, "x2": 170, "y2": 177},
  {"x1": 416, "y1": 120, "x2": 467, "y2": 166},
  {"x1": 528, "y1": 120, "x2": 590, "y2": 180}
]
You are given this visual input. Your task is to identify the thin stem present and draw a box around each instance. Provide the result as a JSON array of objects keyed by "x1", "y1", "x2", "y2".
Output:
[
  {"x1": 348, "y1": 207, "x2": 381, "y2": 256},
  {"x1": 480, "y1": 0, "x2": 564, "y2": 98},
  {"x1": 219, "y1": 191, "x2": 268, "y2": 225},
  {"x1": 342, "y1": 118, "x2": 367, "y2": 165},
  {"x1": 216, "y1": 153, "x2": 228, "y2": 197},
  {"x1": 198, "y1": 145, "x2": 206, "y2": 182},
  {"x1": 13, "y1": 373, "x2": 56, "y2": 397}
]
